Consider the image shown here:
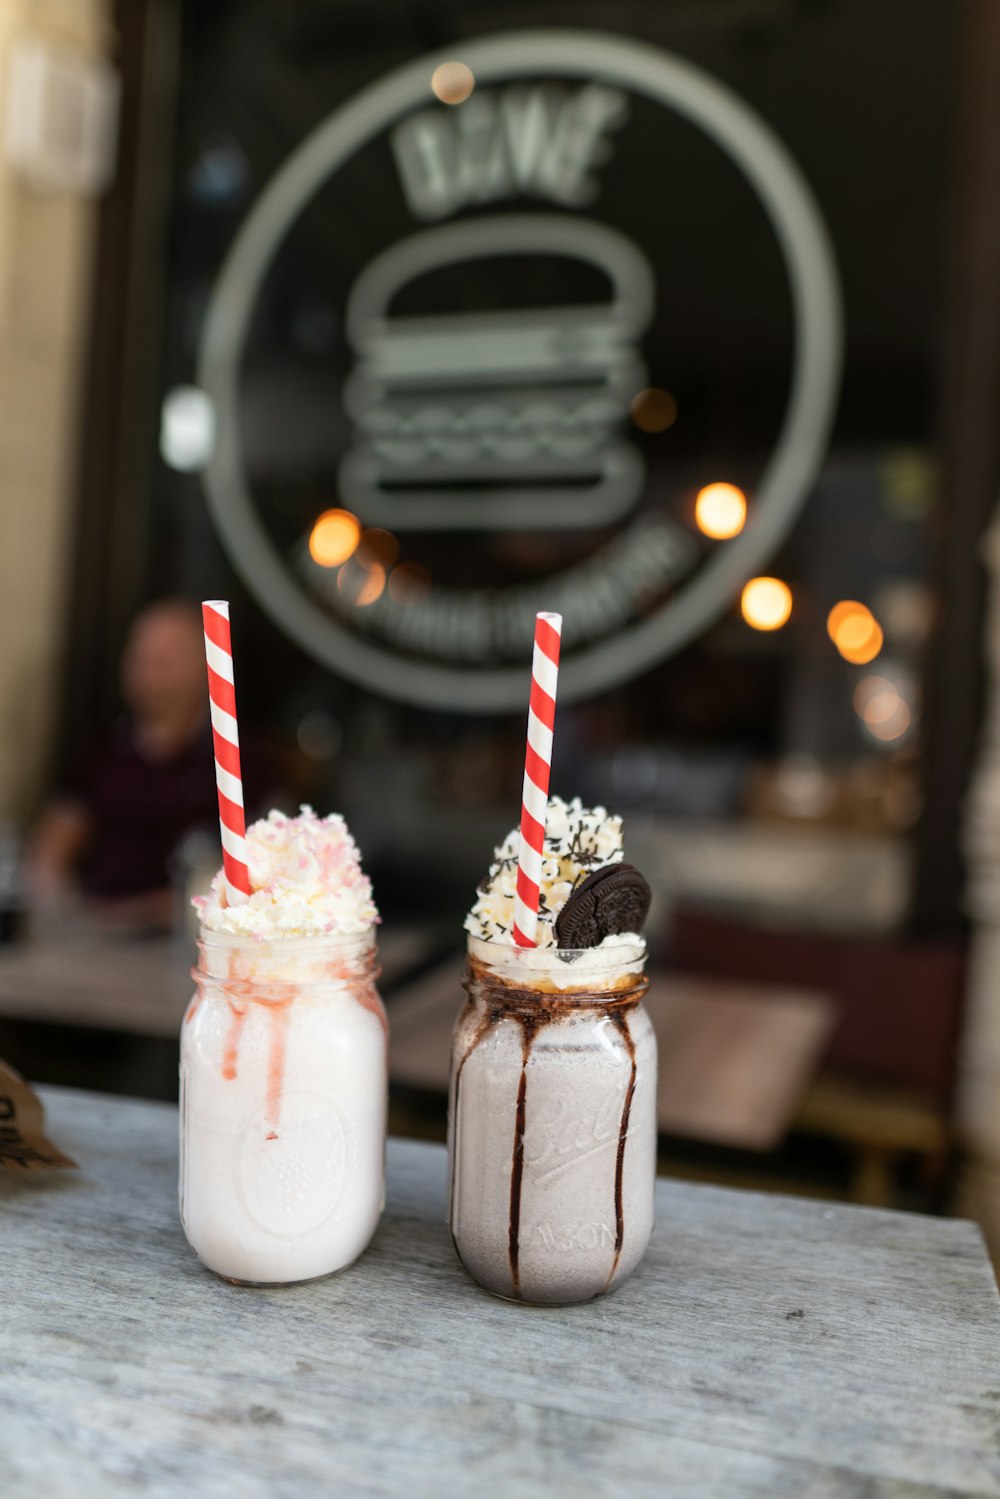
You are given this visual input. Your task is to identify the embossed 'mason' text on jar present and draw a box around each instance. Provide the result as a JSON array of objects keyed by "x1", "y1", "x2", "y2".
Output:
[
  {"x1": 180, "y1": 929, "x2": 386, "y2": 1285},
  {"x1": 448, "y1": 935, "x2": 657, "y2": 1304}
]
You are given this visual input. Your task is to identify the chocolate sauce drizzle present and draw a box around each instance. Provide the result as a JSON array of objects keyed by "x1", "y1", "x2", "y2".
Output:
[
  {"x1": 506, "y1": 1015, "x2": 540, "y2": 1298},
  {"x1": 451, "y1": 964, "x2": 647, "y2": 1300},
  {"x1": 606, "y1": 1013, "x2": 638, "y2": 1289}
]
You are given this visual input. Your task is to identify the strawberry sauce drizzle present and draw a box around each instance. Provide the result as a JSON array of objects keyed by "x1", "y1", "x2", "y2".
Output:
[
  {"x1": 205, "y1": 942, "x2": 381, "y2": 1137},
  {"x1": 221, "y1": 1002, "x2": 248, "y2": 1080},
  {"x1": 264, "y1": 999, "x2": 293, "y2": 1130}
]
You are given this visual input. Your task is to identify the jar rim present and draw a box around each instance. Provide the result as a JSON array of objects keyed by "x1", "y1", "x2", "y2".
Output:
[
  {"x1": 463, "y1": 964, "x2": 648, "y2": 1012},
  {"x1": 198, "y1": 925, "x2": 376, "y2": 956},
  {"x1": 465, "y1": 932, "x2": 646, "y2": 1004},
  {"x1": 195, "y1": 925, "x2": 378, "y2": 994}
]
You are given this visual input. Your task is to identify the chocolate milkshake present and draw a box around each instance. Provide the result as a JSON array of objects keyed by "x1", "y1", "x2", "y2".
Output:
[{"x1": 449, "y1": 797, "x2": 657, "y2": 1304}]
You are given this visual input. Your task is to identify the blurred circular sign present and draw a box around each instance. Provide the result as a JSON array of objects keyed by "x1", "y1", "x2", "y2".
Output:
[{"x1": 198, "y1": 29, "x2": 842, "y2": 711}]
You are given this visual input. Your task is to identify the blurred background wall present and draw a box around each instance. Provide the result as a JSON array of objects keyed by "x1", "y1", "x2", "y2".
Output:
[
  {"x1": 5, "y1": 0, "x2": 1000, "y2": 1240},
  {"x1": 0, "y1": 0, "x2": 112, "y2": 817}
]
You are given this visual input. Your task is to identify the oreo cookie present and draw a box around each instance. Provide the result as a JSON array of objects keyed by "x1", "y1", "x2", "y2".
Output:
[{"x1": 555, "y1": 862, "x2": 651, "y2": 948}]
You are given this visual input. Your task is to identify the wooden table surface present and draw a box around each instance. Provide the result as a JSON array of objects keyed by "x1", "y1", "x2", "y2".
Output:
[
  {"x1": 389, "y1": 957, "x2": 834, "y2": 1150},
  {"x1": 2, "y1": 1088, "x2": 998, "y2": 1498}
]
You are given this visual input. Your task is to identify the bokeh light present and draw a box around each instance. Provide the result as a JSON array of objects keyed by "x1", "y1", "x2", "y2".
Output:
[
  {"x1": 308, "y1": 509, "x2": 360, "y2": 567},
  {"x1": 852, "y1": 675, "x2": 894, "y2": 718},
  {"x1": 827, "y1": 600, "x2": 866, "y2": 639},
  {"x1": 741, "y1": 577, "x2": 792, "y2": 631},
  {"x1": 160, "y1": 386, "x2": 215, "y2": 471},
  {"x1": 695, "y1": 482, "x2": 747, "y2": 540},
  {"x1": 355, "y1": 565, "x2": 385, "y2": 607},
  {"x1": 852, "y1": 672, "x2": 917, "y2": 744},
  {"x1": 863, "y1": 691, "x2": 910, "y2": 736},
  {"x1": 337, "y1": 560, "x2": 386, "y2": 607},
  {"x1": 431, "y1": 61, "x2": 475, "y2": 104},
  {"x1": 357, "y1": 528, "x2": 400, "y2": 569},
  {"x1": 839, "y1": 623, "x2": 884, "y2": 665},
  {"x1": 827, "y1": 601, "x2": 884, "y2": 665},
  {"x1": 629, "y1": 387, "x2": 677, "y2": 433}
]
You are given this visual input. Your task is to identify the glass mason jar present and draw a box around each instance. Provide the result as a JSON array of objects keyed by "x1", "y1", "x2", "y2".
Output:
[
  {"x1": 448, "y1": 935, "x2": 656, "y2": 1304},
  {"x1": 180, "y1": 929, "x2": 387, "y2": 1285}
]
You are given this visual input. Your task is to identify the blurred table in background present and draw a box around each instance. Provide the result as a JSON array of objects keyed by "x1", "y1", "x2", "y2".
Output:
[
  {"x1": 0, "y1": 937, "x2": 190, "y2": 1036},
  {"x1": 3, "y1": 935, "x2": 942, "y2": 1206},
  {"x1": 387, "y1": 957, "x2": 835, "y2": 1152},
  {"x1": 0, "y1": 927, "x2": 434, "y2": 1038},
  {"x1": 630, "y1": 818, "x2": 912, "y2": 936}
]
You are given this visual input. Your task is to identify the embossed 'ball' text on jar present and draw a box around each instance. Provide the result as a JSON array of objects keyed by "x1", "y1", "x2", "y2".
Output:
[
  {"x1": 448, "y1": 934, "x2": 657, "y2": 1304},
  {"x1": 180, "y1": 929, "x2": 387, "y2": 1285}
]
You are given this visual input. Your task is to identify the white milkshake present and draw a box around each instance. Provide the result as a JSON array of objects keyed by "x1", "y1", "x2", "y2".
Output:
[
  {"x1": 449, "y1": 798, "x2": 657, "y2": 1304},
  {"x1": 179, "y1": 807, "x2": 386, "y2": 1285}
]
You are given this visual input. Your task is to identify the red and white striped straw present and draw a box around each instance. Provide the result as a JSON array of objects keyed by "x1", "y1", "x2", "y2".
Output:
[
  {"x1": 202, "y1": 601, "x2": 251, "y2": 906},
  {"x1": 512, "y1": 611, "x2": 562, "y2": 947}
]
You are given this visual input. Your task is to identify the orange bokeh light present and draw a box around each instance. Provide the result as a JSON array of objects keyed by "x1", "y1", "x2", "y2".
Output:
[
  {"x1": 741, "y1": 577, "x2": 792, "y2": 631},
  {"x1": 308, "y1": 508, "x2": 361, "y2": 567},
  {"x1": 695, "y1": 483, "x2": 747, "y2": 540},
  {"x1": 838, "y1": 622, "x2": 884, "y2": 665},
  {"x1": 827, "y1": 599, "x2": 865, "y2": 639},
  {"x1": 828, "y1": 601, "x2": 884, "y2": 665}
]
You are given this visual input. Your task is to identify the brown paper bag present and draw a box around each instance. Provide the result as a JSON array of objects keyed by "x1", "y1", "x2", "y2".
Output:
[{"x1": 0, "y1": 1059, "x2": 77, "y2": 1170}]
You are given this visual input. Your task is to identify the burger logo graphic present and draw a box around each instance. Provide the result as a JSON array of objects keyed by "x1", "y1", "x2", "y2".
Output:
[
  {"x1": 197, "y1": 30, "x2": 841, "y2": 711},
  {"x1": 340, "y1": 214, "x2": 655, "y2": 533}
]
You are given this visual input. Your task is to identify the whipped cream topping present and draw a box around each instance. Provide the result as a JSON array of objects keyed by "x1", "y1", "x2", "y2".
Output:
[
  {"x1": 195, "y1": 806, "x2": 378, "y2": 939},
  {"x1": 465, "y1": 795, "x2": 625, "y2": 949}
]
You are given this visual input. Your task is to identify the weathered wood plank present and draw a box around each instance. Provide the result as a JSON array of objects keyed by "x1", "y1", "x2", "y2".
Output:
[{"x1": 1, "y1": 1088, "x2": 998, "y2": 1498}]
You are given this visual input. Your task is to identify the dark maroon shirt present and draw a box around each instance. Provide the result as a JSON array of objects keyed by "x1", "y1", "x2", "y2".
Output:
[{"x1": 62, "y1": 716, "x2": 271, "y2": 899}]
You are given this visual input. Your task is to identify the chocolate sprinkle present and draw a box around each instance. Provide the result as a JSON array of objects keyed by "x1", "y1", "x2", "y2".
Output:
[{"x1": 554, "y1": 862, "x2": 651, "y2": 948}]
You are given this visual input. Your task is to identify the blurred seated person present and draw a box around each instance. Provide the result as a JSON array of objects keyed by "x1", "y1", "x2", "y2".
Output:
[{"x1": 27, "y1": 598, "x2": 281, "y2": 935}]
